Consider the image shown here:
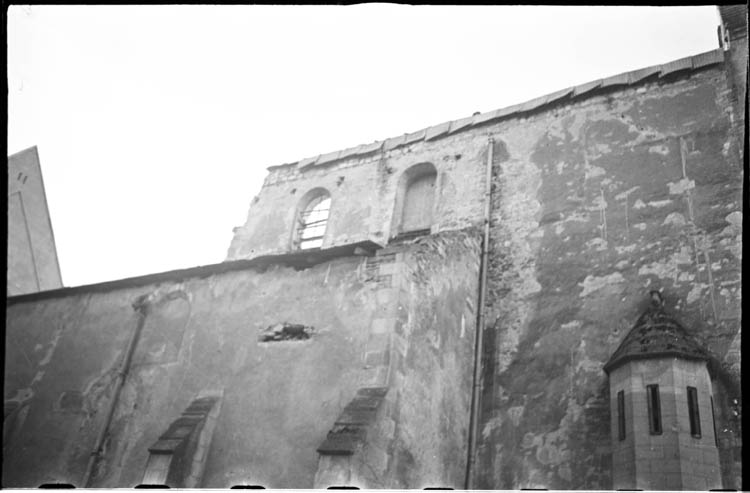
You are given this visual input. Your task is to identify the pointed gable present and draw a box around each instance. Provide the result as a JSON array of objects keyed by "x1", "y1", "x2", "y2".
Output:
[{"x1": 604, "y1": 292, "x2": 710, "y2": 374}]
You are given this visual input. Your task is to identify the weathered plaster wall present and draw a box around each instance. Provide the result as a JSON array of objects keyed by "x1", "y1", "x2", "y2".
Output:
[
  {"x1": 226, "y1": 132, "x2": 488, "y2": 260},
  {"x1": 4, "y1": 257, "x2": 379, "y2": 488},
  {"x1": 7, "y1": 146, "x2": 63, "y2": 295},
  {"x1": 226, "y1": 62, "x2": 741, "y2": 490},
  {"x1": 312, "y1": 230, "x2": 480, "y2": 489},
  {"x1": 361, "y1": 230, "x2": 480, "y2": 488},
  {"x1": 5, "y1": 231, "x2": 481, "y2": 489},
  {"x1": 475, "y1": 66, "x2": 742, "y2": 489},
  {"x1": 5, "y1": 55, "x2": 742, "y2": 491}
]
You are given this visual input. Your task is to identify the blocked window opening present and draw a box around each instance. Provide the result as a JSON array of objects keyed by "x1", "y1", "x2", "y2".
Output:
[
  {"x1": 296, "y1": 192, "x2": 331, "y2": 250},
  {"x1": 617, "y1": 390, "x2": 626, "y2": 441},
  {"x1": 646, "y1": 384, "x2": 662, "y2": 435},
  {"x1": 259, "y1": 323, "x2": 314, "y2": 342},
  {"x1": 688, "y1": 386, "x2": 702, "y2": 438},
  {"x1": 401, "y1": 170, "x2": 436, "y2": 233}
]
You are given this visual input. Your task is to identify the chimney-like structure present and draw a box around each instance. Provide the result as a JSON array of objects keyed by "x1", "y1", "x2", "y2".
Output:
[{"x1": 604, "y1": 291, "x2": 722, "y2": 490}]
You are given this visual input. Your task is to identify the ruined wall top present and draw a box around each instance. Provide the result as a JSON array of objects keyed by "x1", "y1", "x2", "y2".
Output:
[{"x1": 226, "y1": 49, "x2": 729, "y2": 261}]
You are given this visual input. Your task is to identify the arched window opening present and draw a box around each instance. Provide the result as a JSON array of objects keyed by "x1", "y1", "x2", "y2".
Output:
[
  {"x1": 394, "y1": 163, "x2": 437, "y2": 239},
  {"x1": 296, "y1": 192, "x2": 331, "y2": 250}
]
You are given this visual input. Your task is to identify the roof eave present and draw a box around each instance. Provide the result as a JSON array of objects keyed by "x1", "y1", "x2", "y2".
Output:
[{"x1": 603, "y1": 350, "x2": 710, "y2": 375}]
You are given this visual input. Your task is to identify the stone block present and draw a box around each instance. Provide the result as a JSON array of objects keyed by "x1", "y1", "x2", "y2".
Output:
[
  {"x1": 680, "y1": 447, "x2": 701, "y2": 463},
  {"x1": 336, "y1": 407, "x2": 378, "y2": 425},
  {"x1": 358, "y1": 366, "x2": 389, "y2": 387},
  {"x1": 365, "y1": 332, "x2": 391, "y2": 353},
  {"x1": 653, "y1": 458, "x2": 681, "y2": 473},
  {"x1": 683, "y1": 474, "x2": 706, "y2": 491},
  {"x1": 317, "y1": 428, "x2": 365, "y2": 455},
  {"x1": 360, "y1": 446, "x2": 389, "y2": 477},
  {"x1": 149, "y1": 439, "x2": 184, "y2": 453},
  {"x1": 357, "y1": 387, "x2": 387, "y2": 398},
  {"x1": 664, "y1": 472, "x2": 682, "y2": 490},
  {"x1": 349, "y1": 394, "x2": 385, "y2": 411},
  {"x1": 364, "y1": 350, "x2": 390, "y2": 368},
  {"x1": 634, "y1": 458, "x2": 652, "y2": 474},
  {"x1": 702, "y1": 448, "x2": 719, "y2": 463},
  {"x1": 314, "y1": 455, "x2": 352, "y2": 488},
  {"x1": 193, "y1": 445, "x2": 205, "y2": 462},
  {"x1": 649, "y1": 473, "x2": 666, "y2": 490},
  {"x1": 374, "y1": 286, "x2": 397, "y2": 304},
  {"x1": 377, "y1": 261, "x2": 397, "y2": 276},
  {"x1": 636, "y1": 445, "x2": 664, "y2": 459},
  {"x1": 370, "y1": 318, "x2": 393, "y2": 335}
]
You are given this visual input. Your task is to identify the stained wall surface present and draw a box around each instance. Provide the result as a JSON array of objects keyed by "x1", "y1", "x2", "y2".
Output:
[
  {"x1": 475, "y1": 65, "x2": 743, "y2": 489},
  {"x1": 354, "y1": 231, "x2": 481, "y2": 489},
  {"x1": 4, "y1": 46, "x2": 744, "y2": 491},
  {"x1": 4, "y1": 230, "x2": 481, "y2": 488},
  {"x1": 227, "y1": 58, "x2": 741, "y2": 489},
  {"x1": 7, "y1": 146, "x2": 63, "y2": 295},
  {"x1": 226, "y1": 131, "x2": 488, "y2": 259},
  {"x1": 5, "y1": 258, "x2": 374, "y2": 487}
]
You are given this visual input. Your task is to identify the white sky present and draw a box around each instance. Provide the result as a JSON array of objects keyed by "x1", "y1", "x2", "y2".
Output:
[{"x1": 7, "y1": 5, "x2": 720, "y2": 288}]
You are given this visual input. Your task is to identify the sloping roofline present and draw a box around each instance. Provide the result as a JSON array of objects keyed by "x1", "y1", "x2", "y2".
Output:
[
  {"x1": 268, "y1": 49, "x2": 725, "y2": 172},
  {"x1": 6, "y1": 240, "x2": 382, "y2": 305}
]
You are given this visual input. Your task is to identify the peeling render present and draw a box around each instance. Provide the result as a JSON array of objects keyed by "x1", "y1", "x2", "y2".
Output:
[
  {"x1": 476, "y1": 64, "x2": 742, "y2": 489},
  {"x1": 4, "y1": 42, "x2": 743, "y2": 491}
]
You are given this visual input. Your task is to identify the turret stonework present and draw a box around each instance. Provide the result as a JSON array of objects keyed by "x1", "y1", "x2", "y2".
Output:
[{"x1": 605, "y1": 292, "x2": 722, "y2": 490}]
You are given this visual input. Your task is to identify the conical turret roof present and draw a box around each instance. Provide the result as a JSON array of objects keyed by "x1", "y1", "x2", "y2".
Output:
[{"x1": 603, "y1": 291, "x2": 710, "y2": 374}]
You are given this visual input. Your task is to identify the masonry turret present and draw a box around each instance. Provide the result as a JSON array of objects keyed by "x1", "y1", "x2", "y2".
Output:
[{"x1": 604, "y1": 291, "x2": 722, "y2": 490}]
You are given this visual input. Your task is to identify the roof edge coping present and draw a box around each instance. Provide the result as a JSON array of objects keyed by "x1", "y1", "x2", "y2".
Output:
[{"x1": 266, "y1": 49, "x2": 724, "y2": 172}]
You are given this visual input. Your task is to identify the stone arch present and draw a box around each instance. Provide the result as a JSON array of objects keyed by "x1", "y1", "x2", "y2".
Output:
[{"x1": 292, "y1": 188, "x2": 332, "y2": 250}]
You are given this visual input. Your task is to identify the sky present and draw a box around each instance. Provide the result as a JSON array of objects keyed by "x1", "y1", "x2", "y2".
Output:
[{"x1": 7, "y1": 5, "x2": 721, "y2": 288}]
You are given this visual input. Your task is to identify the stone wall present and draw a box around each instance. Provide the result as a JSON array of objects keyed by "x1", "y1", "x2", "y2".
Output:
[
  {"x1": 376, "y1": 230, "x2": 480, "y2": 488},
  {"x1": 4, "y1": 257, "x2": 376, "y2": 488},
  {"x1": 226, "y1": 131, "x2": 488, "y2": 260},
  {"x1": 226, "y1": 60, "x2": 742, "y2": 489},
  {"x1": 476, "y1": 65, "x2": 742, "y2": 489},
  {"x1": 7, "y1": 146, "x2": 63, "y2": 295},
  {"x1": 313, "y1": 229, "x2": 481, "y2": 489},
  {"x1": 5, "y1": 230, "x2": 481, "y2": 489},
  {"x1": 609, "y1": 358, "x2": 721, "y2": 490}
]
